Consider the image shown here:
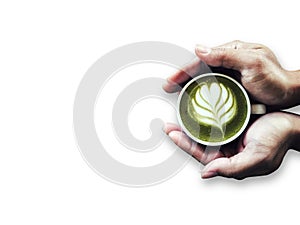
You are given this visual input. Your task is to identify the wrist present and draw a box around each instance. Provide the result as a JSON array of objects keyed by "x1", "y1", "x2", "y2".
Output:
[{"x1": 284, "y1": 70, "x2": 300, "y2": 107}]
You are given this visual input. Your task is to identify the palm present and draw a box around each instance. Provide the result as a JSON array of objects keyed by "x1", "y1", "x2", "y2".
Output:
[{"x1": 165, "y1": 112, "x2": 291, "y2": 179}]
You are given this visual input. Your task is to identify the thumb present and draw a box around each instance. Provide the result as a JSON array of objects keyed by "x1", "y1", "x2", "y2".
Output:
[
  {"x1": 201, "y1": 147, "x2": 264, "y2": 179},
  {"x1": 195, "y1": 44, "x2": 256, "y2": 72}
]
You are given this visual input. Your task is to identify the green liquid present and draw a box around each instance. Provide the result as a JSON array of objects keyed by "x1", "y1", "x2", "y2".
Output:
[{"x1": 179, "y1": 76, "x2": 248, "y2": 143}]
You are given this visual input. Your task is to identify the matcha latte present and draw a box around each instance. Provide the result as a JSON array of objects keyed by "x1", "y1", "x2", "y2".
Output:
[{"x1": 178, "y1": 73, "x2": 251, "y2": 146}]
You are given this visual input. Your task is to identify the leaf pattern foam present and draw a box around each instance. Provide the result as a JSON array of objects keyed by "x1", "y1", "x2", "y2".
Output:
[{"x1": 188, "y1": 82, "x2": 237, "y2": 135}]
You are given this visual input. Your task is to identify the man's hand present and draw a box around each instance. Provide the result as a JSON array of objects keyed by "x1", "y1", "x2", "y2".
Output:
[
  {"x1": 163, "y1": 40, "x2": 300, "y2": 108},
  {"x1": 164, "y1": 112, "x2": 299, "y2": 179}
]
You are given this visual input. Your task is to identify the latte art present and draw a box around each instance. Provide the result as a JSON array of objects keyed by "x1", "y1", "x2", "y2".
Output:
[
  {"x1": 188, "y1": 82, "x2": 237, "y2": 135},
  {"x1": 179, "y1": 74, "x2": 250, "y2": 145}
]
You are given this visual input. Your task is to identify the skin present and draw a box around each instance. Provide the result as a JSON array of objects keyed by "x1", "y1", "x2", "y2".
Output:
[
  {"x1": 163, "y1": 40, "x2": 300, "y2": 108},
  {"x1": 163, "y1": 40, "x2": 300, "y2": 179}
]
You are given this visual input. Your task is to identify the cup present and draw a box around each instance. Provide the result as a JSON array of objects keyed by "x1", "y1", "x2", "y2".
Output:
[{"x1": 177, "y1": 73, "x2": 266, "y2": 146}]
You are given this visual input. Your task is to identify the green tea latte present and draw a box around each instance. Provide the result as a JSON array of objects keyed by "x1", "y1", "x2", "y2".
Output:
[{"x1": 179, "y1": 75, "x2": 248, "y2": 144}]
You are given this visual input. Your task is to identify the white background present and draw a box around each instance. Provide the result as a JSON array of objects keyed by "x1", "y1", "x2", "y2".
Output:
[{"x1": 1, "y1": 0, "x2": 300, "y2": 224}]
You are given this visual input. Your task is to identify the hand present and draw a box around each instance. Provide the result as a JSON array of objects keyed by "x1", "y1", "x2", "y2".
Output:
[
  {"x1": 163, "y1": 40, "x2": 300, "y2": 108},
  {"x1": 164, "y1": 112, "x2": 299, "y2": 179}
]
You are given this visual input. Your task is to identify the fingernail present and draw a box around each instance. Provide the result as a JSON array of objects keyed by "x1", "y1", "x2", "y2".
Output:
[
  {"x1": 196, "y1": 44, "x2": 211, "y2": 54},
  {"x1": 201, "y1": 170, "x2": 217, "y2": 179}
]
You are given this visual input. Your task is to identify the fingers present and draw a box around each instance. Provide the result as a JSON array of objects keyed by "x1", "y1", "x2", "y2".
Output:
[
  {"x1": 163, "y1": 58, "x2": 212, "y2": 93},
  {"x1": 164, "y1": 122, "x2": 206, "y2": 162},
  {"x1": 164, "y1": 123, "x2": 222, "y2": 164},
  {"x1": 163, "y1": 122, "x2": 181, "y2": 134},
  {"x1": 163, "y1": 40, "x2": 264, "y2": 93},
  {"x1": 163, "y1": 40, "x2": 265, "y2": 93},
  {"x1": 167, "y1": 130, "x2": 206, "y2": 162},
  {"x1": 195, "y1": 44, "x2": 258, "y2": 72},
  {"x1": 201, "y1": 144, "x2": 265, "y2": 179}
]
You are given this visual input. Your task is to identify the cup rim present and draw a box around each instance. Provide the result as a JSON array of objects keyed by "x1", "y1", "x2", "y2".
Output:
[{"x1": 177, "y1": 73, "x2": 251, "y2": 146}]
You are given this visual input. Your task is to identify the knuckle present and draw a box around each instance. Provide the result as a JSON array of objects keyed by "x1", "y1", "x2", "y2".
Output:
[
  {"x1": 249, "y1": 53, "x2": 267, "y2": 70},
  {"x1": 259, "y1": 48, "x2": 271, "y2": 57},
  {"x1": 255, "y1": 59, "x2": 265, "y2": 71},
  {"x1": 223, "y1": 158, "x2": 242, "y2": 178},
  {"x1": 259, "y1": 44, "x2": 269, "y2": 52},
  {"x1": 212, "y1": 47, "x2": 226, "y2": 66},
  {"x1": 214, "y1": 48, "x2": 231, "y2": 68},
  {"x1": 225, "y1": 40, "x2": 243, "y2": 50},
  {"x1": 232, "y1": 40, "x2": 243, "y2": 49}
]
